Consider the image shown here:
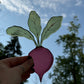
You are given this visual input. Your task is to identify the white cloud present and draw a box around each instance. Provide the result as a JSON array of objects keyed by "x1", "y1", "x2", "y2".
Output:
[
  {"x1": 1, "y1": 0, "x2": 34, "y2": 14},
  {"x1": 62, "y1": 23, "x2": 69, "y2": 26},
  {"x1": 41, "y1": 18, "x2": 48, "y2": 26},
  {"x1": 61, "y1": 13, "x2": 67, "y2": 18},
  {"x1": 75, "y1": 0, "x2": 83, "y2": 6},
  {"x1": 33, "y1": 0, "x2": 71, "y2": 11},
  {"x1": 70, "y1": 13, "x2": 76, "y2": 17},
  {"x1": 0, "y1": 0, "x2": 72, "y2": 14},
  {"x1": 1, "y1": 0, "x2": 83, "y2": 16}
]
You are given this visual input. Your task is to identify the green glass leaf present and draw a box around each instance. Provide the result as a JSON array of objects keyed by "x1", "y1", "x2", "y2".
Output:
[
  {"x1": 28, "y1": 11, "x2": 42, "y2": 44},
  {"x1": 6, "y1": 26, "x2": 37, "y2": 46},
  {"x1": 41, "y1": 16, "x2": 63, "y2": 44}
]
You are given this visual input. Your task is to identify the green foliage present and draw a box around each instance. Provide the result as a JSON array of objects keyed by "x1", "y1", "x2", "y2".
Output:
[
  {"x1": 0, "y1": 43, "x2": 4, "y2": 50},
  {"x1": 49, "y1": 16, "x2": 84, "y2": 84},
  {"x1": 0, "y1": 37, "x2": 22, "y2": 59},
  {"x1": 68, "y1": 16, "x2": 80, "y2": 34},
  {"x1": 4, "y1": 36, "x2": 22, "y2": 57},
  {"x1": 6, "y1": 11, "x2": 63, "y2": 47},
  {"x1": 0, "y1": 43, "x2": 5, "y2": 58}
]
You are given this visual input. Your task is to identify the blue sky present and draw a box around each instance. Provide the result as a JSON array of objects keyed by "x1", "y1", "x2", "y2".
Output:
[{"x1": 0, "y1": 0, "x2": 84, "y2": 84}]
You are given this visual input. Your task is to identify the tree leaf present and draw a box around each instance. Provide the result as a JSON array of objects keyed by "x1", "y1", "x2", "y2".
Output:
[
  {"x1": 6, "y1": 26, "x2": 37, "y2": 46},
  {"x1": 41, "y1": 16, "x2": 63, "y2": 44},
  {"x1": 28, "y1": 11, "x2": 42, "y2": 44}
]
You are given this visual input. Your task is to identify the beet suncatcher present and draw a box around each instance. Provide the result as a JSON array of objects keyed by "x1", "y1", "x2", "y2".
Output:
[{"x1": 6, "y1": 11, "x2": 63, "y2": 82}]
